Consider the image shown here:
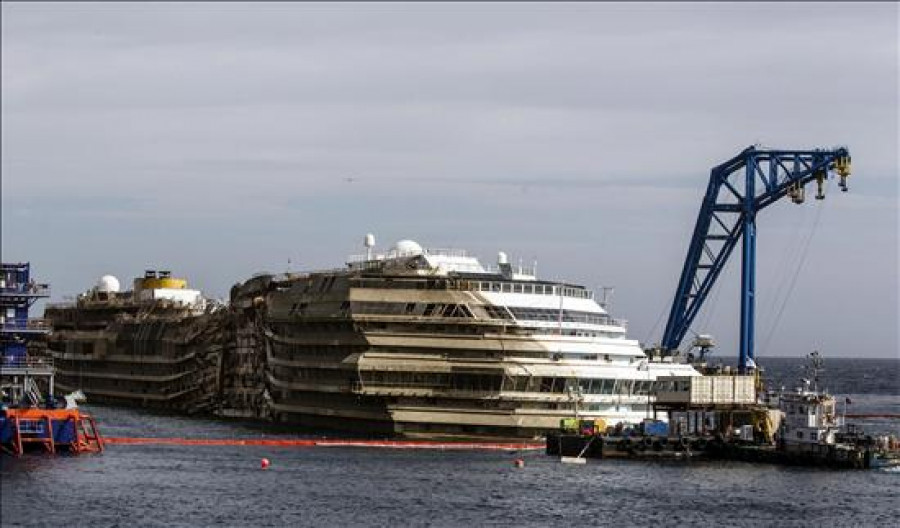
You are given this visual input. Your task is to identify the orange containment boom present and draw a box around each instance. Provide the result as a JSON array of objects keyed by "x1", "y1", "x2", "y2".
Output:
[{"x1": 104, "y1": 437, "x2": 543, "y2": 451}]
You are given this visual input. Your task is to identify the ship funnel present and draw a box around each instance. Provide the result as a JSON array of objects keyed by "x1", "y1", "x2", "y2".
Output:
[
  {"x1": 364, "y1": 233, "x2": 375, "y2": 260},
  {"x1": 497, "y1": 251, "x2": 512, "y2": 279}
]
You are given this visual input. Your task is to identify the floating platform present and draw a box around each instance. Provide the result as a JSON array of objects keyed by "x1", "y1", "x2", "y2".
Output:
[
  {"x1": 546, "y1": 432, "x2": 898, "y2": 470},
  {"x1": 547, "y1": 433, "x2": 707, "y2": 462},
  {"x1": 0, "y1": 408, "x2": 103, "y2": 456}
]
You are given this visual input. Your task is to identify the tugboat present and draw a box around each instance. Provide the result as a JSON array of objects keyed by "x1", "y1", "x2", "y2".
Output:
[
  {"x1": 772, "y1": 351, "x2": 899, "y2": 469},
  {"x1": 0, "y1": 263, "x2": 103, "y2": 455}
]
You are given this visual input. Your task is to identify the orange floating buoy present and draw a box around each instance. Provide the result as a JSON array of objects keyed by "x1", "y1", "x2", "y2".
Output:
[
  {"x1": 513, "y1": 458, "x2": 525, "y2": 468},
  {"x1": 261, "y1": 458, "x2": 271, "y2": 469}
]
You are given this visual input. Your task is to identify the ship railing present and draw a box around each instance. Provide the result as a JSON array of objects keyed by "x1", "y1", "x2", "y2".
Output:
[
  {"x1": 422, "y1": 248, "x2": 470, "y2": 258},
  {"x1": 0, "y1": 356, "x2": 54, "y2": 371},
  {"x1": 345, "y1": 258, "x2": 384, "y2": 271},
  {"x1": 348, "y1": 248, "x2": 471, "y2": 262},
  {"x1": 1, "y1": 319, "x2": 53, "y2": 332},
  {"x1": 27, "y1": 318, "x2": 52, "y2": 330},
  {"x1": 482, "y1": 264, "x2": 537, "y2": 277},
  {"x1": 352, "y1": 381, "x2": 501, "y2": 395},
  {"x1": 0, "y1": 283, "x2": 50, "y2": 296},
  {"x1": 44, "y1": 301, "x2": 77, "y2": 309},
  {"x1": 609, "y1": 318, "x2": 628, "y2": 329},
  {"x1": 468, "y1": 280, "x2": 594, "y2": 299},
  {"x1": 46, "y1": 295, "x2": 136, "y2": 309}
]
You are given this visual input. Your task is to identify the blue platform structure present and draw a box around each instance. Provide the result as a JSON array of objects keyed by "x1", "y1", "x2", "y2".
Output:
[
  {"x1": 660, "y1": 147, "x2": 852, "y2": 372},
  {"x1": 0, "y1": 263, "x2": 102, "y2": 455},
  {"x1": 1, "y1": 262, "x2": 53, "y2": 393}
]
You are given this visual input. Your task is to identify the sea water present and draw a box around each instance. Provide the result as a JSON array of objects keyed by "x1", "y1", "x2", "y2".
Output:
[{"x1": 2, "y1": 358, "x2": 897, "y2": 527}]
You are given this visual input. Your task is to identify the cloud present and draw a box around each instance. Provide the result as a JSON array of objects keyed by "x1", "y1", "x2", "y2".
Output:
[{"x1": 2, "y1": 2, "x2": 897, "y2": 357}]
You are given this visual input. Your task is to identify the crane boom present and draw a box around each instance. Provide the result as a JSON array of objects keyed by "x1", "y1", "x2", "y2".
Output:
[{"x1": 660, "y1": 146, "x2": 852, "y2": 372}]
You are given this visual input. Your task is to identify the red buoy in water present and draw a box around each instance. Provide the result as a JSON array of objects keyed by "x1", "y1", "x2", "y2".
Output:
[
  {"x1": 261, "y1": 458, "x2": 271, "y2": 469},
  {"x1": 513, "y1": 458, "x2": 525, "y2": 468}
]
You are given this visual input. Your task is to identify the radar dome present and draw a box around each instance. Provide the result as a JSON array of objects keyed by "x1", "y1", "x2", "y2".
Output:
[
  {"x1": 96, "y1": 275, "x2": 121, "y2": 293},
  {"x1": 393, "y1": 239, "x2": 423, "y2": 256}
]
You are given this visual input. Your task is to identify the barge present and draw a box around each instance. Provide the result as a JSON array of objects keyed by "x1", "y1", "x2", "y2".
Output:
[{"x1": 547, "y1": 354, "x2": 900, "y2": 469}]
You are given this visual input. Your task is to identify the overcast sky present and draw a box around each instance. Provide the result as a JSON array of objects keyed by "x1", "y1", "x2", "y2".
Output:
[{"x1": 2, "y1": 2, "x2": 897, "y2": 359}]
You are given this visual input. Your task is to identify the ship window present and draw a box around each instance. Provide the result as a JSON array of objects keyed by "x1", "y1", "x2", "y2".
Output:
[
  {"x1": 405, "y1": 303, "x2": 416, "y2": 314},
  {"x1": 501, "y1": 283, "x2": 511, "y2": 293},
  {"x1": 539, "y1": 377, "x2": 553, "y2": 393},
  {"x1": 423, "y1": 304, "x2": 436, "y2": 316},
  {"x1": 592, "y1": 379, "x2": 608, "y2": 394},
  {"x1": 616, "y1": 380, "x2": 633, "y2": 395},
  {"x1": 797, "y1": 431, "x2": 803, "y2": 439},
  {"x1": 513, "y1": 284, "x2": 523, "y2": 293},
  {"x1": 810, "y1": 432, "x2": 818, "y2": 441}
]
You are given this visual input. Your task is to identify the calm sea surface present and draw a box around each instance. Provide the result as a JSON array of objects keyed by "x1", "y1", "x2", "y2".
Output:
[{"x1": 2, "y1": 358, "x2": 898, "y2": 527}]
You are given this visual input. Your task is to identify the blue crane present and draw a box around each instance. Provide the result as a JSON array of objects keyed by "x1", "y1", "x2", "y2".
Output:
[{"x1": 660, "y1": 146, "x2": 852, "y2": 372}]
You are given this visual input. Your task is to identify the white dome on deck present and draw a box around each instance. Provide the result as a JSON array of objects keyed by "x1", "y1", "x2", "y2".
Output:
[
  {"x1": 393, "y1": 239, "x2": 423, "y2": 256},
  {"x1": 96, "y1": 275, "x2": 121, "y2": 293}
]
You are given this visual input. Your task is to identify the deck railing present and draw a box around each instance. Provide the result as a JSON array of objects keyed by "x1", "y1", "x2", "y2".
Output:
[
  {"x1": 0, "y1": 356, "x2": 54, "y2": 371},
  {"x1": 0, "y1": 283, "x2": 50, "y2": 296},
  {"x1": 0, "y1": 319, "x2": 53, "y2": 333}
]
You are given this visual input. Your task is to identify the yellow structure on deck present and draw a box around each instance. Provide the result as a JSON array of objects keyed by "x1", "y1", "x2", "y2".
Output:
[{"x1": 133, "y1": 270, "x2": 188, "y2": 292}]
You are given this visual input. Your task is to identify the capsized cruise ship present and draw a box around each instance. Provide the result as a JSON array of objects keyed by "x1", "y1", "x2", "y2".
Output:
[
  {"x1": 43, "y1": 237, "x2": 701, "y2": 438},
  {"x1": 248, "y1": 236, "x2": 701, "y2": 437}
]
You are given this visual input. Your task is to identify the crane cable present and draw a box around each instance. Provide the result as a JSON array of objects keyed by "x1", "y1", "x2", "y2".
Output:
[
  {"x1": 756, "y1": 199, "x2": 813, "y2": 343},
  {"x1": 645, "y1": 302, "x2": 668, "y2": 346},
  {"x1": 759, "y1": 179, "x2": 830, "y2": 356}
]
